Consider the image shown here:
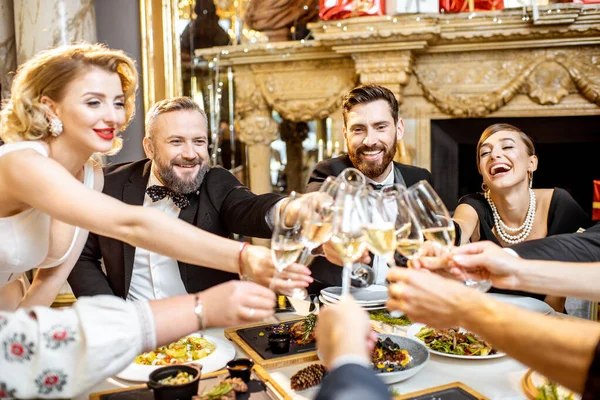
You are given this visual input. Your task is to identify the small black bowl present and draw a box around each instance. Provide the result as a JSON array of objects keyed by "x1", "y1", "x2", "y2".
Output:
[
  {"x1": 226, "y1": 358, "x2": 254, "y2": 383},
  {"x1": 268, "y1": 332, "x2": 291, "y2": 354},
  {"x1": 147, "y1": 365, "x2": 201, "y2": 400}
]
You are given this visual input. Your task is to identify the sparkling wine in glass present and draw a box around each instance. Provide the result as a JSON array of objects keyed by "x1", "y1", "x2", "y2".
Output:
[
  {"x1": 357, "y1": 187, "x2": 396, "y2": 284},
  {"x1": 330, "y1": 171, "x2": 370, "y2": 295},
  {"x1": 382, "y1": 185, "x2": 424, "y2": 262},
  {"x1": 271, "y1": 192, "x2": 309, "y2": 299},
  {"x1": 406, "y1": 180, "x2": 492, "y2": 292}
]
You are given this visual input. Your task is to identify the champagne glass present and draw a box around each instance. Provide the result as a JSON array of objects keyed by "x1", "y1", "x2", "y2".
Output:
[
  {"x1": 294, "y1": 178, "x2": 339, "y2": 264},
  {"x1": 356, "y1": 187, "x2": 395, "y2": 285},
  {"x1": 297, "y1": 196, "x2": 334, "y2": 264},
  {"x1": 405, "y1": 181, "x2": 492, "y2": 292},
  {"x1": 336, "y1": 167, "x2": 366, "y2": 186},
  {"x1": 382, "y1": 185, "x2": 424, "y2": 261},
  {"x1": 271, "y1": 192, "x2": 308, "y2": 299},
  {"x1": 330, "y1": 175, "x2": 369, "y2": 296}
]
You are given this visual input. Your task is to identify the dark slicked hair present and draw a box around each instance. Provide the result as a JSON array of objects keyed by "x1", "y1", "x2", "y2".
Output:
[{"x1": 342, "y1": 84, "x2": 399, "y2": 126}]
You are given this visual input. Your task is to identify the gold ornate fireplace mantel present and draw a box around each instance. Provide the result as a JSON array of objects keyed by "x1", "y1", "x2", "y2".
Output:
[{"x1": 192, "y1": 4, "x2": 600, "y2": 193}]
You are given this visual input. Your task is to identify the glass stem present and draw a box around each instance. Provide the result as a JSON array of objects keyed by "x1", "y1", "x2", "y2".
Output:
[
  {"x1": 297, "y1": 247, "x2": 311, "y2": 265},
  {"x1": 342, "y1": 262, "x2": 352, "y2": 296},
  {"x1": 269, "y1": 267, "x2": 281, "y2": 292}
]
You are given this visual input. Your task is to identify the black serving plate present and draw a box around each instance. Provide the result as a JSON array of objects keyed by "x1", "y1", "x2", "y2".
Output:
[
  {"x1": 236, "y1": 320, "x2": 316, "y2": 360},
  {"x1": 406, "y1": 387, "x2": 480, "y2": 400},
  {"x1": 98, "y1": 376, "x2": 271, "y2": 400}
]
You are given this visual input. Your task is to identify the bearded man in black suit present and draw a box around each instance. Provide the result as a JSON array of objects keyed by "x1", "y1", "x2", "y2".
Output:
[
  {"x1": 306, "y1": 83, "x2": 434, "y2": 291},
  {"x1": 68, "y1": 97, "x2": 312, "y2": 300}
]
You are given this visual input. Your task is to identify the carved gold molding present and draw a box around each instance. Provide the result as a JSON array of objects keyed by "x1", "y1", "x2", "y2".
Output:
[
  {"x1": 413, "y1": 49, "x2": 600, "y2": 118},
  {"x1": 234, "y1": 65, "x2": 279, "y2": 146},
  {"x1": 252, "y1": 58, "x2": 357, "y2": 122},
  {"x1": 140, "y1": 0, "x2": 182, "y2": 115}
]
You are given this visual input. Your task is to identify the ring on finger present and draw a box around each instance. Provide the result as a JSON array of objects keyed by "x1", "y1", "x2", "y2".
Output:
[{"x1": 248, "y1": 308, "x2": 256, "y2": 318}]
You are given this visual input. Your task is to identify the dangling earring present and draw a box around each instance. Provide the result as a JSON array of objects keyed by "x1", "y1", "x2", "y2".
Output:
[
  {"x1": 49, "y1": 118, "x2": 63, "y2": 137},
  {"x1": 528, "y1": 170, "x2": 533, "y2": 189},
  {"x1": 481, "y1": 182, "x2": 489, "y2": 192}
]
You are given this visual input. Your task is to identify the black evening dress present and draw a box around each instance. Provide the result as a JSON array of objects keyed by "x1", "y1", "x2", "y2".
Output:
[{"x1": 458, "y1": 188, "x2": 591, "y2": 300}]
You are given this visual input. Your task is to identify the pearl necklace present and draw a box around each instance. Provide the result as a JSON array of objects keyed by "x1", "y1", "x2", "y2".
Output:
[{"x1": 484, "y1": 188, "x2": 536, "y2": 245}]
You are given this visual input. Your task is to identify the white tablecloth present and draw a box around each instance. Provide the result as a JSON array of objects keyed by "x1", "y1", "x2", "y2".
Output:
[{"x1": 78, "y1": 321, "x2": 530, "y2": 400}]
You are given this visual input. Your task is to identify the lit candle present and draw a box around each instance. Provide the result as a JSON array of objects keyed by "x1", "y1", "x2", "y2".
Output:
[
  {"x1": 334, "y1": 141, "x2": 340, "y2": 157},
  {"x1": 326, "y1": 118, "x2": 332, "y2": 156},
  {"x1": 318, "y1": 139, "x2": 324, "y2": 162}
]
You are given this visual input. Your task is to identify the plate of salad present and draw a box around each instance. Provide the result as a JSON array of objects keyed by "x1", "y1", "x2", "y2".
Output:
[{"x1": 407, "y1": 323, "x2": 505, "y2": 359}]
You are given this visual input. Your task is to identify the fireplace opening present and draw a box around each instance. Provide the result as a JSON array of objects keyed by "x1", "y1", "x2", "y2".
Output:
[{"x1": 431, "y1": 116, "x2": 600, "y2": 220}]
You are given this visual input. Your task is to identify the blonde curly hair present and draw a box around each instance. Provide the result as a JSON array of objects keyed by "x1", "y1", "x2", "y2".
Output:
[{"x1": 0, "y1": 42, "x2": 137, "y2": 155}]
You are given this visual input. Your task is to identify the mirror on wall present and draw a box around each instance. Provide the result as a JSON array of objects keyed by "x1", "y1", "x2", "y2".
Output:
[{"x1": 140, "y1": 0, "x2": 326, "y2": 192}]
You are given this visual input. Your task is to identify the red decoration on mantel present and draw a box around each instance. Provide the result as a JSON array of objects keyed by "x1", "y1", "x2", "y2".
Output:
[
  {"x1": 439, "y1": 0, "x2": 503, "y2": 12},
  {"x1": 593, "y1": 180, "x2": 600, "y2": 221},
  {"x1": 319, "y1": 0, "x2": 385, "y2": 20}
]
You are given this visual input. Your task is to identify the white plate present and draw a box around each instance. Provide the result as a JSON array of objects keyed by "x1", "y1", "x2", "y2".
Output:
[
  {"x1": 116, "y1": 333, "x2": 236, "y2": 382},
  {"x1": 407, "y1": 324, "x2": 506, "y2": 360},
  {"x1": 488, "y1": 293, "x2": 554, "y2": 315},
  {"x1": 319, "y1": 295, "x2": 386, "y2": 311},
  {"x1": 319, "y1": 292, "x2": 386, "y2": 306},
  {"x1": 321, "y1": 292, "x2": 387, "y2": 307},
  {"x1": 321, "y1": 285, "x2": 389, "y2": 304}
]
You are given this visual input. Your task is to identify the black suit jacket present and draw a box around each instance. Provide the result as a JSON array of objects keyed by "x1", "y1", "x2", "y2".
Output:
[
  {"x1": 316, "y1": 363, "x2": 390, "y2": 400},
  {"x1": 511, "y1": 221, "x2": 600, "y2": 262},
  {"x1": 305, "y1": 155, "x2": 434, "y2": 292},
  {"x1": 68, "y1": 159, "x2": 283, "y2": 299}
]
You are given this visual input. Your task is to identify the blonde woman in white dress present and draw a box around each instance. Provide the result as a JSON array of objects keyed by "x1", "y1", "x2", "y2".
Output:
[{"x1": 0, "y1": 43, "x2": 312, "y2": 310}]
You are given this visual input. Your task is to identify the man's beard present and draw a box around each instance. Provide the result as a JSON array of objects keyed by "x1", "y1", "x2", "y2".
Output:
[
  {"x1": 348, "y1": 139, "x2": 396, "y2": 179},
  {"x1": 154, "y1": 155, "x2": 209, "y2": 194}
]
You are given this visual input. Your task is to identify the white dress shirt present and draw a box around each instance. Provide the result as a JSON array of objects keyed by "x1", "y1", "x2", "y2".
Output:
[
  {"x1": 127, "y1": 170, "x2": 188, "y2": 301},
  {"x1": 365, "y1": 169, "x2": 395, "y2": 285}
]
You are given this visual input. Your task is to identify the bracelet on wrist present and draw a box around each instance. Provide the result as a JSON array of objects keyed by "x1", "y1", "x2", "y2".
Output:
[
  {"x1": 193, "y1": 294, "x2": 206, "y2": 334},
  {"x1": 238, "y1": 242, "x2": 250, "y2": 280}
]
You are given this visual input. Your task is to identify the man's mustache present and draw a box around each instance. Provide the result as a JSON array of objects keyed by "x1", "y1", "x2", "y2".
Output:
[
  {"x1": 356, "y1": 144, "x2": 386, "y2": 154},
  {"x1": 171, "y1": 158, "x2": 202, "y2": 166}
]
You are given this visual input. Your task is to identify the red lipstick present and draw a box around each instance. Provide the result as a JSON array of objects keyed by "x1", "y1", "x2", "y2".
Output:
[{"x1": 94, "y1": 128, "x2": 115, "y2": 141}]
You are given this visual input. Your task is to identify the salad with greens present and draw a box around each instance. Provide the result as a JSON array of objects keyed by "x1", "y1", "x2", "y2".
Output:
[{"x1": 415, "y1": 326, "x2": 497, "y2": 357}]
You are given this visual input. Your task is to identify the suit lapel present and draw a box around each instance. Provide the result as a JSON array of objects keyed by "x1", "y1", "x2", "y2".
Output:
[
  {"x1": 393, "y1": 163, "x2": 407, "y2": 187},
  {"x1": 122, "y1": 161, "x2": 152, "y2": 296}
]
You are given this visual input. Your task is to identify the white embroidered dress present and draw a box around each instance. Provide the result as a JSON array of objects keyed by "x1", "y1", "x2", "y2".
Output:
[{"x1": 0, "y1": 296, "x2": 156, "y2": 398}]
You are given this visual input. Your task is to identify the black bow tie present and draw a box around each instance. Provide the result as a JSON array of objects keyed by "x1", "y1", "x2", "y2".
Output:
[
  {"x1": 146, "y1": 185, "x2": 190, "y2": 209},
  {"x1": 369, "y1": 183, "x2": 385, "y2": 191}
]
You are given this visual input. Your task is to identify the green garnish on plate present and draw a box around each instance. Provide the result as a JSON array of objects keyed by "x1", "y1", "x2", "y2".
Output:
[
  {"x1": 536, "y1": 380, "x2": 575, "y2": 400},
  {"x1": 369, "y1": 310, "x2": 412, "y2": 326}
]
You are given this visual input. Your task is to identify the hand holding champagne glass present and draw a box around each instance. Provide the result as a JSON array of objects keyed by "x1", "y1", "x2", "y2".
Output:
[{"x1": 405, "y1": 181, "x2": 492, "y2": 292}]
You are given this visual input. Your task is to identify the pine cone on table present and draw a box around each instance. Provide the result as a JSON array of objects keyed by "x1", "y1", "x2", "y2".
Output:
[{"x1": 290, "y1": 363, "x2": 327, "y2": 391}]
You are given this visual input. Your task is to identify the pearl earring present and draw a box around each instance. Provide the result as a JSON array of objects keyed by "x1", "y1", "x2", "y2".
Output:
[{"x1": 49, "y1": 118, "x2": 63, "y2": 137}]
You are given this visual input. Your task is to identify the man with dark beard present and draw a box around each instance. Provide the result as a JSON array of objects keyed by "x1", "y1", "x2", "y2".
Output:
[
  {"x1": 306, "y1": 84, "x2": 433, "y2": 291},
  {"x1": 68, "y1": 97, "x2": 293, "y2": 300}
]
